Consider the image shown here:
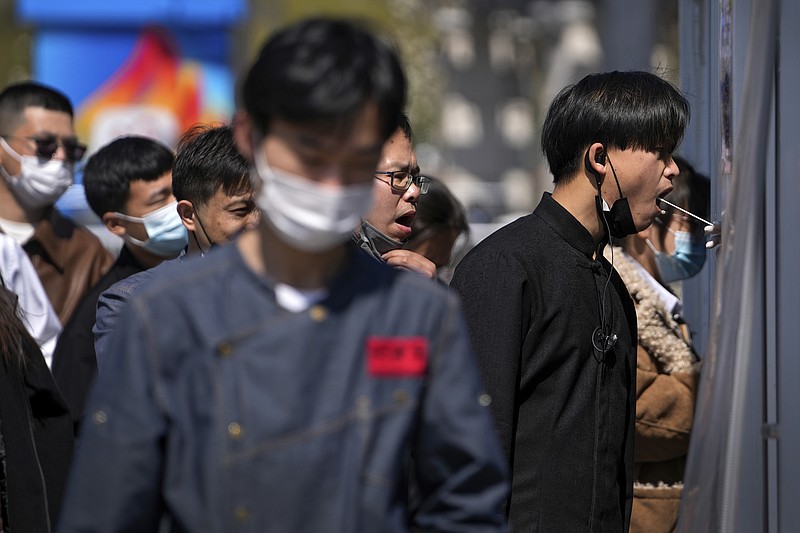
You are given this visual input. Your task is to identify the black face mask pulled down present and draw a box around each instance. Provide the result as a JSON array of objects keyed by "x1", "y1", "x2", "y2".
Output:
[
  {"x1": 596, "y1": 196, "x2": 637, "y2": 239},
  {"x1": 595, "y1": 157, "x2": 637, "y2": 239},
  {"x1": 354, "y1": 220, "x2": 404, "y2": 261}
]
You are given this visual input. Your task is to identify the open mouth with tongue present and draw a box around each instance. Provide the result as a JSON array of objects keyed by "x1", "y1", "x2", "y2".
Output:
[{"x1": 392, "y1": 210, "x2": 416, "y2": 240}]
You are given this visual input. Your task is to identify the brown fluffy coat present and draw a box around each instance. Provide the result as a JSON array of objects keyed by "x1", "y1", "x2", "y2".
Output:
[{"x1": 606, "y1": 248, "x2": 700, "y2": 533}]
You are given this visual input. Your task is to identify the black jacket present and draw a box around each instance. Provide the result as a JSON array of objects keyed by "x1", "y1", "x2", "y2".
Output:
[
  {"x1": 451, "y1": 193, "x2": 637, "y2": 532},
  {"x1": 0, "y1": 335, "x2": 74, "y2": 532},
  {"x1": 51, "y1": 245, "x2": 145, "y2": 431}
]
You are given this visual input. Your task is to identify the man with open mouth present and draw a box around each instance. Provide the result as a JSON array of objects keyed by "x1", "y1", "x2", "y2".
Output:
[
  {"x1": 354, "y1": 114, "x2": 437, "y2": 279},
  {"x1": 451, "y1": 70, "x2": 690, "y2": 532}
]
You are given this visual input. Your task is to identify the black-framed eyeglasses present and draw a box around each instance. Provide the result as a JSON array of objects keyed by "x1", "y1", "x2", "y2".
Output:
[
  {"x1": 1, "y1": 134, "x2": 87, "y2": 162},
  {"x1": 374, "y1": 171, "x2": 430, "y2": 194}
]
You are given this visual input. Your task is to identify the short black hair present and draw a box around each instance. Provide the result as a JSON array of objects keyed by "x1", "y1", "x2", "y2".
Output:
[
  {"x1": 241, "y1": 18, "x2": 406, "y2": 142},
  {"x1": 83, "y1": 136, "x2": 174, "y2": 217},
  {"x1": 0, "y1": 81, "x2": 74, "y2": 133},
  {"x1": 172, "y1": 124, "x2": 250, "y2": 206},
  {"x1": 398, "y1": 113, "x2": 413, "y2": 142},
  {"x1": 541, "y1": 71, "x2": 690, "y2": 182},
  {"x1": 407, "y1": 176, "x2": 469, "y2": 250},
  {"x1": 655, "y1": 155, "x2": 711, "y2": 244}
]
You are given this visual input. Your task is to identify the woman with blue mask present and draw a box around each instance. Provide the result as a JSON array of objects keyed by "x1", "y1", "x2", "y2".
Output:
[
  {"x1": 645, "y1": 157, "x2": 711, "y2": 284},
  {"x1": 603, "y1": 156, "x2": 710, "y2": 533}
]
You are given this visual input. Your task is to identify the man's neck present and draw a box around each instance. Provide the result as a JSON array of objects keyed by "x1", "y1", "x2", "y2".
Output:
[
  {"x1": 551, "y1": 180, "x2": 606, "y2": 245},
  {"x1": 186, "y1": 231, "x2": 204, "y2": 256},
  {"x1": 125, "y1": 242, "x2": 167, "y2": 270},
  {"x1": 237, "y1": 223, "x2": 348, "y2": 290}
]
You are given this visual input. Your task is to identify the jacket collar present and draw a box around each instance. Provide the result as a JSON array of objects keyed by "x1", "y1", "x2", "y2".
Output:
[
  {"x1": 26, "y1": 208, "x2": 73, "y2": 271},
  {"x1": 534, "y1": 192, "x2": 604, "y2": 260},
  {"x1": 116, "y1": 244, "x2": 148, "y2": 271}
]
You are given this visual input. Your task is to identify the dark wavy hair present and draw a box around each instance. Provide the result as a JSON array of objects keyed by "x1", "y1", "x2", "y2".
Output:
[
  {"x1": 406, "y1": 177, "x2": 469, "y2": 258},
  {"x1": 654, "y1": 155, "x2": 711, "y2": 247},
  {"x1": 0, "y1": 282, "x2": 36, "y2": 369},
  {"x1": 172, "y1": 124, "x2": 251, "y2": 207}
]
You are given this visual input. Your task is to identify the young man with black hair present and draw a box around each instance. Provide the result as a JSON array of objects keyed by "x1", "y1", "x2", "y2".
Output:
[
  {"x1": 451, "y1": 70, "x2": 689, "y2": 532},
  {"x1": 60, "y1": 18, "x2": 507, "y2": 532},
  {"x1": 605, "y1": 156, "x2": 709, "y2": 533},
  {"x1": 91, "y1": 124, "x2": 258, "y2": 366},
  {"x1": 51, "y1": 135, "x2": 179, "y2": 429},
  {"x1": 0, "y1": 81, "x2": 113, "y2": 324}
]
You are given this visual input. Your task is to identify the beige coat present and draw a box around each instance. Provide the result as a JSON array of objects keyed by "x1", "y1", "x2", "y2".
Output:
[{"x1": 606, "y1": 248, "x2": 700, "y2": 533}]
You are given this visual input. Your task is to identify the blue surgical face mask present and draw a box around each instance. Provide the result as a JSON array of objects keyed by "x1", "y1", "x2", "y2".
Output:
[
  {"x1": 114, "y1": 201, "x2": 188, "y2": 258},
  {"x1": 648, "y1": 229, "x2": 706, "y2": 283}
]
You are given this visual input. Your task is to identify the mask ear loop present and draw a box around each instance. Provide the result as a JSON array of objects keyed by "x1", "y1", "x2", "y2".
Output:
[
  {"x1": 192, "y1": 210, "x2": 214, "y2": 256},
  {"x1": 606, "y1": 155, "x2": 625, "y2": 200}
]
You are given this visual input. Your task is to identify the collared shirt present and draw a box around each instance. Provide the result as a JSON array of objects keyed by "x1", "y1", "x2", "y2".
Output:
[
  {"x1": 60, "y1": 243, "x2": 509, "y2": 532},
  {"x1": 0, "y1": 232, "x2": 61, "y2": 366},
  {"x1": 451, "y1": 192, "x2": 637, "y2": 532}
]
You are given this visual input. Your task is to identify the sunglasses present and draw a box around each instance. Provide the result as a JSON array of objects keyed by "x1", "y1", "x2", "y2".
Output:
[{"x1": 2, "y1": 134, "x2": 87, "y2": 162}]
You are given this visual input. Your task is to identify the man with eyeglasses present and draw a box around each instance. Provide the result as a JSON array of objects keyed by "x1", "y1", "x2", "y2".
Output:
[
  {"x1": 354, "y1": 114, "x2": 437, "y2": 278},
  {"x1": 0, "y1": 81, "x2": 113, "y2": 325}
]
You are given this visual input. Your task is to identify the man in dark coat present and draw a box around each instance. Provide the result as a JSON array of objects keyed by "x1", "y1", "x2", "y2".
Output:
[
  {"x1": 450, "y1": 71, "x2": 690, "y2": 532},
  {"x1": 51, "y1": 136, "x2": 179, "y2": 430}
]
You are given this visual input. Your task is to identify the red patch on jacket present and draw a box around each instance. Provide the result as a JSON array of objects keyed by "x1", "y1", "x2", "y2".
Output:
[{"x1": 367, "y1": 337, "x2": 428, "y2": 377}]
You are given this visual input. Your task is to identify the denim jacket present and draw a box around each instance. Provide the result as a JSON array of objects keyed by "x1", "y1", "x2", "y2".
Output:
[
  {"x1": 92, "y1": 253, "x2": 184, "y2": 367},
  {"x1": 60, "y1": 244, "x2": 508, "y2": 532}
]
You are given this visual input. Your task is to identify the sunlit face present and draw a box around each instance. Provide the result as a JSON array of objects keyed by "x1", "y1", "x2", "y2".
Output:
[
  {"x1": 364, "y1": 128, "x2": 421, "y2": 242},
  {"x1": 603, "y1": 148, "x2": 679, "y2": 232},
  {"x1": 0, "y1": 107, "x2": 76, "y2": 177},
  {"x1": 117, "y1": 172, "x2": 175, "y2": 243},
  {"x1": 193, "y1": 188, "x2": 259, "y2": 249}
]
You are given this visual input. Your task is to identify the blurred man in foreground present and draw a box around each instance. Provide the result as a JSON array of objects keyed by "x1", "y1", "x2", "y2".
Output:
[{"x1": 61, "y1": 19, "x2": 507, "y2": 532}]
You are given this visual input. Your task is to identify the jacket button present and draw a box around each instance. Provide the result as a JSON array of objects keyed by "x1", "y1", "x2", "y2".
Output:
[
  {"x1": 478, "y1": 393, "x2": 492, "y2": 407},
  {"x1": 356, "y1": 395, "x2": 371, "y2": 419},
  {"x1": 393, "y1": 388, "x2": 408, "y2": 405},
  {"x1": 233, "y1": 505, "x2": 249, "y2": 522},
  {"x1": 309, "y1": 305, "x2": 327, "y2": 321},
  {"x1": 217, "y1": 341, "x2": 233, "y2": 357},
  {"x1": 92, "y1": 410, "x2": 108, "y2": 425},
  {"x1": 228, "y1": 422, "x2": 242, "y2": 439}
]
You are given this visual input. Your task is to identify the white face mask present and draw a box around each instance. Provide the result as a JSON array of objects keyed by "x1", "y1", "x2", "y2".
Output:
[
  {"x1": 252, "y1": 147, "x2": 374, "y2": 253},
  {"x1": 0, "y1": 138, "x2": 73, "y2": 209}
]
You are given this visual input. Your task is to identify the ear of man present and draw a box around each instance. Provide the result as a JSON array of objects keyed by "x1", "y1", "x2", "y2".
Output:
[
  {"x1": 176, "y1": 200, "x2": 197, "y2": 232},
  {"x1": 101, "y1": 212, "x2": 127, "y2": 238},
  {"x1": 584, "y1": 143, "x2": 608, "y2": 184}
]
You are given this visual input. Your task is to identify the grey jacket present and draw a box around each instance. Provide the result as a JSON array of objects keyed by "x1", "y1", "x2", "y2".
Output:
[{"x1": 60, "y1": 244, "x2": 508, "y2": 532}]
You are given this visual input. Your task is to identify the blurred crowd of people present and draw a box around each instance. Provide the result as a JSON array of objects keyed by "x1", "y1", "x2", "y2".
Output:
[{"x1": 0, "y1": 16, "x2": 714, "y2": 533}]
